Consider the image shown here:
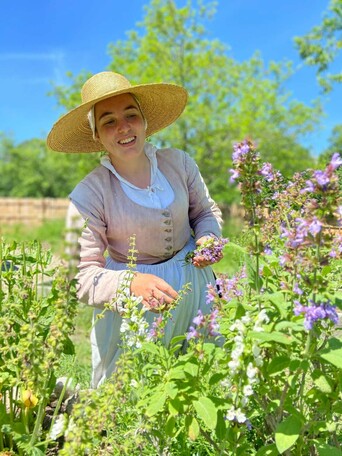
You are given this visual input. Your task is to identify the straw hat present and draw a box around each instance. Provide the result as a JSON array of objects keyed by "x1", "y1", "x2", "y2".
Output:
[{"x1": 47, "y1": 71, "x2": 188, "y2": 153}]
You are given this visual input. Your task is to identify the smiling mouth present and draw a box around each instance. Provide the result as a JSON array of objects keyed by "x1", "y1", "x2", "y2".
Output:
[{"x1": 118, "y1": 136, "x2": 136, "y2": 145}]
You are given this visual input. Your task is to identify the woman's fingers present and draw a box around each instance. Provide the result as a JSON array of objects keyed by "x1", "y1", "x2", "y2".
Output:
[{"x1": 131, "y1": 272, "x2": 179, "y2": 312}]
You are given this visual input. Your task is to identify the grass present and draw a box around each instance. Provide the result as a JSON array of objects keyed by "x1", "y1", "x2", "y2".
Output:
[{"x1": 0, "y1": 219, "x2": 66, "y2": 255}]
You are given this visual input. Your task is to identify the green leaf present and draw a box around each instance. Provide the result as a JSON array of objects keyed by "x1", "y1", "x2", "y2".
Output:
[
  {"x1": 315, "y1": 442, "x2": 342, "y2": 456},
  {"x1": 62, "y1": 335, "x2": 75, "y2": 355},
  {"x1": 169, "y1": 366, "x2": 186, "y2": 380},
  {"x1": 168, "y1": 397, "x2": 183, "y2": 416},
  {"x1": 184, "y1": 361, "x2": 199, "y2": 377},
  {"x1": 193, "y1": 397, "x2": 217, "y2": 430},
  {"x1": 215, "y1": 410, "x2": 227, "y2": 440},
  {"x1": 275, "y1": 321, "x2": 304, "y2": 332},
  {"x1": 164, "y1": 381, "x2": 178, "y2": 399},
  {"x1": 275, "y1": 415, "x2": 302, "y2": 453},
  {"x1": 267, "y1": 355, "x2": 291, "y2": 375},
  {"x1": 145, "y1": 392, "x2": 167, "y2": 417},
  {"x1": 264, "y1": 291, "x2": 289, "y2": 318},
  {"x1": 141, "y1": 342, "x2": 160, "y2": 356},
  {"x1": 170, "y1": 335, "x2": 186, "y2": 347},
  {"x1": 165, "y1": 416, "x2": 176, "y2": 437},
  {"x1": 317, "y1": 337, "x2": 342, "y2": 368},
  {"x1": 256, "y1": 444, "x2": 279, "y2": 455},
  {"x1": 209, "y1": 372, "x2": 227, "y2": 385},
  {"x1": 187, "y1": 416, "x2": 200, "y2": 441},
  {"x1": 312, "y1": 370, "x2": 334, "y2": 393},
  {"x1": 250, "y1": 330, "x2": 294, "y2": 345}
]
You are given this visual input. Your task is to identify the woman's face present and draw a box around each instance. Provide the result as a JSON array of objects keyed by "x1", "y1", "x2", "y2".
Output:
[{"x1": 94, "y1": 93, "x2": 146, "y2": 164}]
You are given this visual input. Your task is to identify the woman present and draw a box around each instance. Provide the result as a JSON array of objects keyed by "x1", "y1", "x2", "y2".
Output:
[{"x1": 47, "y1": 71, "x2": 223, "y2": 387}]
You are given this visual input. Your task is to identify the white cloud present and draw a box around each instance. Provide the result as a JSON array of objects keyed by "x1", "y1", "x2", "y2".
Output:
[{"x1": 0, "y1": 50, "x2": 69, "y2": 86}]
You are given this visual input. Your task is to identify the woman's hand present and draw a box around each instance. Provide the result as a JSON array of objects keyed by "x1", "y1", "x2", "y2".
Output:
[
  {"x1": 131, "y1": 272, "x2": 178, "y2": 313},
  {"x1": 192, "y1": 235, "x2": 223, "y2": 268}
]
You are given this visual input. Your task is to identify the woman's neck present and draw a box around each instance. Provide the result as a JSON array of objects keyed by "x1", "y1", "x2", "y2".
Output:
[{"x1": 110, "y1": 153, "x2": 151, "y2": 189}]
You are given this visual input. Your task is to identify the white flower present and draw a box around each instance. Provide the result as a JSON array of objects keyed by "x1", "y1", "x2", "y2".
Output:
[
  {"x1": 254, "y1": 356, "x2": 263, "y2": 367},
  {"x1": 234, "y1": 334, "x2": 244, "y2": 344},
  {"x1": 120, "y1": 320, "x2": 130, "y2": 333},
  {"x1": 228, "y1": 358, "x2": 240, "y2": 374},
  {"x1": 130, "y1": 379, "x2": 138, "y2": 388},
  {"x1": 243, "y1": 384, "x2": 254, "y2": 396},
  {"x1": 220, "y1": 378, "x2": 232, "y2": 389},
  {"x1": 230, "y1": 320, "x2": 246, "y2": 332},
  {"x1": 247, "y1": 362, "x2": 258, "y2": 380},
  {"x1": 241, "y1": 314, "x2": 251, "y2": 324},
  {"x1": 49, "y1": 414, "x2": 66, "y2": 440},
  {"x1": 231, "y1": 345, "x2": 244, "y2": 360},
  {"x1": 235, "y1": 408, "x2": 247, "y2": 423},
  {"x1": 226, "y1": 407, "x2": 247, "y2": 423},
  {"x1": 226, "y1": 407, "x2": 236, "y2": 421},
  {"x1": 252, "y1": 343, "x2": 261, "y2": 357}
]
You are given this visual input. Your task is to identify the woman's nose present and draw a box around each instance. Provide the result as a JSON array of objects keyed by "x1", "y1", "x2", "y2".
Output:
[{"x1": 117, "y1": 118, "x2": 130, "y2": 133}]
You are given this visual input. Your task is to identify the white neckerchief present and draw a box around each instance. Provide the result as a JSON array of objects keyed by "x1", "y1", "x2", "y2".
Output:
[{"x1": 100, "y1": 143, "x2": 174, "y2": 209}]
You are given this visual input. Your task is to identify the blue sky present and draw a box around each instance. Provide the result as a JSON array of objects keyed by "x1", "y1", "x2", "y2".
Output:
[{"x1": 0, "y1": 0, "x2": 340, "y2": 156}]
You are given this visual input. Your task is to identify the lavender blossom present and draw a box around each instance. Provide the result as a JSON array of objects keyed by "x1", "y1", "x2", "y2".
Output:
[
  {"x1": 185, "y1": 236, "x2": 228, "y2": 266},
  {"x1": 260, "y1": 162, "x2": 274, "y2": 182},
  {"x1": 232, "y1": 140, "x2": 251, "y2": 162},
  {"x1": 294, "y1": 300, "x2": 339, "y2": 330},
  {"x1": 208, "y1": 309, "x2": 220, "y2": 337},
  {"x1": 329, "y1": 152, "x2": 342, "y2": 170},
  {"x1": 186, "y1": 326, "x2": 199, "y2": 341},
  {"x1": 186, "y1": 308, "x2": 221, "y2": 340},
  {"x1": 147, "y1": 315, "x2": 164, "y2": 341},
  {"x1": 193, "y1": 309, "x2": 205, "y2": 327},
  {"x1": 308, "y1": 217, "x2": 322, "y2": 236},
  {"x1": 229, "y1": 168, "x2": 240, "y2": 183}
]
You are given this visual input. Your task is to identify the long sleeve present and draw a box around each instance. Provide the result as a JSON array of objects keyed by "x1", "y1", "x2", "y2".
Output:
[
  {"x1": 68, "y1": 189, "x2": 126, "y2": 309},
  {"x1": 184, "y1": 152, "x2": 223, "y2": 239}
]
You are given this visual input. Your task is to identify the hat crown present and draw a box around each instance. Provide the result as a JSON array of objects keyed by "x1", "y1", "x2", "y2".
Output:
[{"x1": 81, "y1": 72, "x2": 132, "y2": 104}]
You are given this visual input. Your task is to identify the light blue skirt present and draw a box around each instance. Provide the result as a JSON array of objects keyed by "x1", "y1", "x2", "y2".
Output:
[{"x1": 91, "y1": 237, "x2": 216, "y2": 387}]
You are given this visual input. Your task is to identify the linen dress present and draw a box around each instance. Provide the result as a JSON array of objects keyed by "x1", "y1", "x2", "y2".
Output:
[{"x1": 68, "y1": 143, "x2": 223, "y2": 387}]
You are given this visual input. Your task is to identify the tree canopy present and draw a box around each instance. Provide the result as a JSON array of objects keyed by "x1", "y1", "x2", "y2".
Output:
[
  {"x1": 1, "y1": 0, "x2": 328, "y2": 203},
  {"x1": 294, "y1": 0, "x2": 342, "y2": 92}
]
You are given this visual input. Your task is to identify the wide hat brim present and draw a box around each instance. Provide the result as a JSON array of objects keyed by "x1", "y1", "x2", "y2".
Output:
[{"x1": 47, "y1": 82, "x2": 188, "y2": 153}]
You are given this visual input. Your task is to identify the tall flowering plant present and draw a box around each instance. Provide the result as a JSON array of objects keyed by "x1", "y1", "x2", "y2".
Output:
[
  {"x1": 227, "y1": 139, "x2": 342, "y2": 454},
  {"x1": 60, "y1": 144, "x2": 341, "y2": 455},
  {"x1": 0, "y1": 240, "x2": 78, "y2": 456}
]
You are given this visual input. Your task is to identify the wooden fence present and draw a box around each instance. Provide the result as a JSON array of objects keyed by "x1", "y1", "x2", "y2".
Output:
[
  {"x1": 0, "y1": 198, "x2": 70, "y2": 226},
  {"x1": 0, "y1": 198, "x2": 244, "y2": 226}
]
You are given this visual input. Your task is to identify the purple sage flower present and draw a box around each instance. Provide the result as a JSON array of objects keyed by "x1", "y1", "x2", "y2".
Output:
[
  {"x1": 330, "y1": 153, "x2": 342, "y2": 170},
  {"x1": 308, "y1": 217, "x2": 322, "y2": 236},
  {"x1": 193, "y1": 309, "x2": 205, "y2": 327},
  {"x1": 260, "y1": 162, "x2": 274, "y2": 182},
  {"x1": 186, "y1": 326, "x2": 199, "y2": 341},
  {"x1": 294, "y1": 300, "x2": 339, "y2": 330}
]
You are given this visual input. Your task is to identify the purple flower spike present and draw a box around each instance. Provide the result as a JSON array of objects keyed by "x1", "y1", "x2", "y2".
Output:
[
  {"x1": 186, "y1": 326, "x2": 199, "y2": 341},
  {"x1": 294, "y1": 300, "x2": 339, "y2": 330},
  {"x1": 330, "y1": 153, "x2": 342, "y2": 170},
  {"x1": 313, "y1": 170, "x2": 330, "y2": 188},
  {"x1": 260, "y1": 162, "x2": 274, "y2": 182},
  {"x1": 229, "y1": 169, "x2": 240, "y2": 182},
  {"x1": 309, "y1": 217, "x2": 322, "y2": 236},
  {"x1": 193, "y1": 309, "x2": 205, "y2": 327}
]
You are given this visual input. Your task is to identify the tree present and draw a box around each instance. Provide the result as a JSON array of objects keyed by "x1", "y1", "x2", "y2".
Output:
[
  {"x1": 106, "y1": 0, "x2": 319, "y2": 202},
  {"x1": 51, "y1": 0, "x2": 320, "y2": 203},
  {"x1": 294, "y1": 0, "x2": 342, "y2": 92},
  {"x1": 0, "y1": 135, "x2": 96, "y2": 197}
]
